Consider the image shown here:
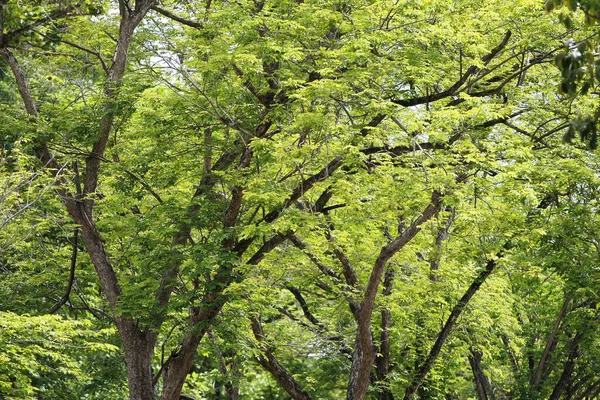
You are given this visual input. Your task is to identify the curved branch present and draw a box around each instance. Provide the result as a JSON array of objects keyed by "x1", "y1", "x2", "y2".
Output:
[
  {"x1": 349, "y1": 190, "x2": 443, "y2": 400},
  {"x1": 390, "y1": 31, "x2": 512, "y2": 107},
  {"x1": 49, "y1": 228, "x2": 78, "y2": 314},
  {"x1": 151, "y1": 6, "x2": 203, "y2": 28},
  {"x1": 404, "y1": 258, "x2": 497, "y2": 400},
  {"x1": 4, "y1": 4, "x2": 81, "y2": 43},
  {"x1": 250, "y1": 315, "x2": 313, "y2": 400}
]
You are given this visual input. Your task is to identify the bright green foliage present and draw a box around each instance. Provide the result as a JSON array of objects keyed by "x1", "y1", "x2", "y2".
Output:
[
  {"x1": 0, "y1": 312, "x2": 124, "y2": 400},
  {"x1": 2, "y1": 0, "x2": 600, "y2": 399}
]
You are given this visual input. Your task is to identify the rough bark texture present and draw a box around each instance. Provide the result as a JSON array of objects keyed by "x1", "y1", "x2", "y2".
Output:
[
  {"x1": 3, "y1": 3, "x2": 159, "y2": 399},
  {"x1": 121, "y1": 327, "x2": 158, "y2": 400}
]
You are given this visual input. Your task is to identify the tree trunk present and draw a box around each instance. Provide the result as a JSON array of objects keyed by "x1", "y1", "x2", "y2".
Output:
[
  {"x1": 348, "y1": 192, "x2": 442, "y2": 400},
  {"x1": 375, "y1": 270, "x2": 394, "y2": 400},
  {"x1": 120, "y1": 324, "x2": 158, "y2": 400},
  {"x1": 468, "y1": 348, "x2": 495, "y2": 400}
]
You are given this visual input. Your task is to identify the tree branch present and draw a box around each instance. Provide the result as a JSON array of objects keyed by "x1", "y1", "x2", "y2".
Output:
[
  {"x1": 56, "y1": 37, "x2": 109, "y2": 74},
  {"x1": 549, "y1": 333, "x2": 583, "y2": 400},
  {"x1": 288, "y1": 234, "x2": 342, "y2": 281},
  {"x1": 151, "y1": 6, "x2": 203, "y2": 28},
  {"x1": 390, "y1": 31, "x2": 512, "y2": 107},
  {"x1": 4, "y1": 4, "x2": 81, "y2": 43},
  {"x1": 404, "y1": 258, "x2": 497, "y2": 399},
  {"x1": 532, "y1": 293, "x2": 572, "y2": 390},
  {"x1": 375, "y1": 269, "x2": 395, "y2": 400},
  {"x1": 49, "y1": 228, "x2": 78, "y2": 314},
  {"x1": 348, "y1": 190, "x2": 443, "y2": 400},
  {"x1": 250, "y1": 315, "x2": 313, "y2": 400},
  {"x1": 468, "y1": 348, "x2": 495, "y2": 400}
]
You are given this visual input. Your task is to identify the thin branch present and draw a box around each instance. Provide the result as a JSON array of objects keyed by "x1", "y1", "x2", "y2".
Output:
[
  {"x1": 151, "y1": 6, "x2": 203, "y2": 28},
  {"x1": 288, "y1": 234, "x2": 342, "y2": 281},
  {"x1": 123, "y1": 168, "x2": 163, "y2": 203},
  {"x1": 235, "y1": 157, "x2": 344, "y2": 257},
  {"x1": 56, "y1": 37, "x2": 109, "y2": 73},
  {"x1": 532, "y1": 293, "x2": 573, "y2": 390},
  {"x1": 4, "y1": 4, "x2": 81, "y2": 42},
  {"x1": 49, "y1": 228, "x2": 79, "y2": 314},
  {"x1": 390, "y1": 31, "x2": 512, "y2": 107},
  {"x1": 286, "y1": 286, "x2": 323, "y2": 327},
  {"x1": 404, "y1": 258, "x2": 497, "y2": 399}
]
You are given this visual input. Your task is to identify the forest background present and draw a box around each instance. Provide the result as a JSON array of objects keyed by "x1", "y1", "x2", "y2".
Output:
[{"x1": 2, "y1": 0, "x2": 600, "y2": 399}]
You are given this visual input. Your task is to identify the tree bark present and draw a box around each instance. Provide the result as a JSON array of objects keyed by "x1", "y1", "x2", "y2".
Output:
[
  {"x1": 375, "y1": 270, "x2": 394, "y2": 400},
  {"x1": 3, "y1": 3, "x2": 160, "y2": 399},
  {"x1": 549, "y1": 333, "x2": 582, "y2": 400},
  {"x1": 250, "y1": 316, "x2": 313, "y2": 400},
  {"x1": 121, "y1": 326, "x2": 158, "y2": 400},
  {"x1": 574, "y1": 379, "x2": 600, "y2": 400},
  {"x1": 347, "y1": 191, "x2": 442, "y2": 400},
  {"x1": 532, "y1": 293, "x2": 572, "y2": 390},
  {"x1": 429, "y1": 209, "x2": 454, "y2": 282},
  {"x1": 468, "y1": 348, "x2": 495, "y2": 400}
]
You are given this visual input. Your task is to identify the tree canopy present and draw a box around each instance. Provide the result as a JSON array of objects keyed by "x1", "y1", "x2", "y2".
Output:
[{"x1": 2, "y1": 0, "x2": 600, "y2": 399}]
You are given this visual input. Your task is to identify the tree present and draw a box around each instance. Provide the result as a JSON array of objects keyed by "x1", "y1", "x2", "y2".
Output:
[{"x1": 2, "y1": 0, "x2": 600, "y2": 399}]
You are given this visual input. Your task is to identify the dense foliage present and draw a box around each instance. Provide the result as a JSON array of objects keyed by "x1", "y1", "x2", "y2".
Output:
[{"x1": 2, "y1": 0, "x2": 600, "y2": 399}]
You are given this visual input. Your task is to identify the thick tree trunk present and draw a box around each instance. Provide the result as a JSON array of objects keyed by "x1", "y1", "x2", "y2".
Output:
[{"x1": 121, "y1": 325, "x2": 158, "y2": 400}]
